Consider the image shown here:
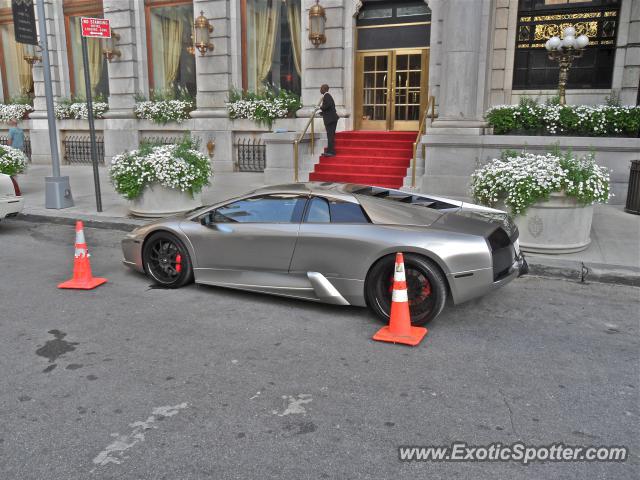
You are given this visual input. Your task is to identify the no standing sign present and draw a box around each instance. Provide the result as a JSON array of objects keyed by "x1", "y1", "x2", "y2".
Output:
[{"x1": 80, "y1": 17, "x2": 111, "y2": 38}]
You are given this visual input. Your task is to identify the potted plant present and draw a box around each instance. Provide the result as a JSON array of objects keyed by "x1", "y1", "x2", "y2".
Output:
[
  {"x1": 109, "y1": 137, "x2": 212, "y2": 218},
  {"x1": 471, "y1": 149, "x2": 610, "y2": 253},
  {"x1": 134, "y1": 87, "x2": 195, "y2": 125},
  {"x1": 226, "y1": 86, "x2": 301, "y2": 129},
  {"x1": 0, "y1": 144, "x2": 28, "y2": 177}
]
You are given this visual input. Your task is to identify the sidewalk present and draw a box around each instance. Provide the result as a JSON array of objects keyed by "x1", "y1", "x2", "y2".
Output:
[{"x1": 12, "y1": 163, "x2": 640, "y2": 286}]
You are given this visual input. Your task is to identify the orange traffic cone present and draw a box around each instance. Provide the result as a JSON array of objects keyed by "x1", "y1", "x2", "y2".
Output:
[
  {"x1": 372, "y1": 253, "x2": 427, "y2": 346},
  {"x1": 58, "y1": 221, "x2": 108, "y2": 290}
]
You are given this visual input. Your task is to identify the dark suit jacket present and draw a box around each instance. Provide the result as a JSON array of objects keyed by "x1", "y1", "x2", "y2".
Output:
[{"x1": 320, "y1": 93, "x2": 339, "y2": 125}]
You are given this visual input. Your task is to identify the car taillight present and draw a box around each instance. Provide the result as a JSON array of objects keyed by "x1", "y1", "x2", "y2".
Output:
[{"x1": 10, "y1": 176, "x2": 21, "y2": 196}]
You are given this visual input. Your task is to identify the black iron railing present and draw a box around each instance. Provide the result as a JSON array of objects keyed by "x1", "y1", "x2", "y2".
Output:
[
  {"x1": 236, "y1": 137, "x2": 266, "y2": 172},
  {"x1": 63, "y1": 135, "x2": 105, "y2": 165},
  {"x1": 0, "y1": 135, "x2": 32, "y2": 161}
]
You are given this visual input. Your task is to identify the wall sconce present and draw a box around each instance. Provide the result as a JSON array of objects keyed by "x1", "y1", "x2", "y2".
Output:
[
  {"x1": 101, "y1": 31, "x2": 121, "y2": 62},
  {"x1": 309, "y1": 0, "x2": 326, "y2": 47},
  {"x1": 206, "y1": 139, "x2": 215, "y2": 158},
  {"x1": 193, "y1": 11, "x2": 214, "y2": 56},
  {"x1": 23, "y1": 43, "x2": 41, "y2": 65},
  {"x1": 187, "y1": 31, "x2": 195, "y2": 55}
]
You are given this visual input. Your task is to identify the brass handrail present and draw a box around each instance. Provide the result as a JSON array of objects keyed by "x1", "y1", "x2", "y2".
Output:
[
  {"x1": 293, "y1": 101, "x2": 322, "y2": 182},
  {"x1": 411, "y1": 95, "x2": 436, "y2": 188}
]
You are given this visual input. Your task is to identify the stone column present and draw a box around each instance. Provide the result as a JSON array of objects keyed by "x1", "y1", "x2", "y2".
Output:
[
  {"x1": 420, "y1": 0, "x2": 495, "y2": 198},
  {"x1": 612, "y1": 0, "x2": 640, "y2": 105},
  {"x1": 429, "y1": 0, "x2": 493, "y2": 132},
  {"x1": 191, "y1": 0, "x2": 235, "y2": 172},
  {"x1": 30, "y1": 0, "x2": 66, "y2": 165},
  {"x1": 300, "y1": 0, "x2": 347, "y2": 117},
  {"x1": 103, "y1": 0, "x2": 141, "y2": 160}
]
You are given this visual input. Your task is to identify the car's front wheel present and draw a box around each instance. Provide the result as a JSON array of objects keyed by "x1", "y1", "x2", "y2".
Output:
[
  {"x1": 143, "y1": 232, "x2": 193, "y2": 288},
  {"x1": 365, "y1": 253, "x2": 447, "y2": 326}
]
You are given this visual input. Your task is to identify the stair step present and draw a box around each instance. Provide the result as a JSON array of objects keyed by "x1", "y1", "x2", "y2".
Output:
[
  {"x1": 335, "y1": 139, "x2": 415, "y2": 149},
  {"x1": 318, "y1": 155, "x2": 410, "y2": 166},
  {"x1": 333, "y1": 147, "x2": 412, "y2": 158},
  {"x1": 336, "y1": 131, "x2": 417, "y2": 141},
  {"x1": 314, "y1": 163, "x2": 407, "y2": 175},
  {"x1": 309, "y1": 171, "x2": 404, "y2": 188}
]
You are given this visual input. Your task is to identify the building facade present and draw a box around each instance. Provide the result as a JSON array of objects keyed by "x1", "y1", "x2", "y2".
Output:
[{"x1": 2, "y1": 0, "x2": 639, "y2": 195}]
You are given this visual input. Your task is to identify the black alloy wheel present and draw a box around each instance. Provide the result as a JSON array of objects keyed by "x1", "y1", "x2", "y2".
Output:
[
  {"x1": 365, "y1": 253, "x2": 447, "y2": 326},
  {"x1": 142, "y1": 232, "x2": 193, "y2": 288}
]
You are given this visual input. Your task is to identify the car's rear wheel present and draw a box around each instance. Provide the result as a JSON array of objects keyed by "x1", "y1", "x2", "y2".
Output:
[
  {"x1": 143, "y1": 232, "x2": 193, "y2": 288},
  {"x1": 365, "y1": 253, "x2": 447, "y2": 326}
]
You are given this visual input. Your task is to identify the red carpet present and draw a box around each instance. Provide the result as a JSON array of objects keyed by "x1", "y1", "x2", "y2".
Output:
[{"x1": 308, "y1": 131, "x2": 417, "y2": 188}]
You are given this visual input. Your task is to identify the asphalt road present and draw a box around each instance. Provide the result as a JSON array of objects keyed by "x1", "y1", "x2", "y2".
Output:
[{"x1": 1, "y1": 219, "x2": 638, "y2": 480}]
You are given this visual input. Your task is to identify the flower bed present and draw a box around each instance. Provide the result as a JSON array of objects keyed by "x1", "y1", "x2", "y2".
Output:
[
  {"x1": 134, "y1": 99, "x2": 195, "y2": 124},
  {"x1": 0, "y1": 103, "x2": 33, "y2": 122},
  {"x1": 0, "y1": 144, "x2": 28, "y2": 176},
  {"x1": 227, "y1": 87, "x2": 301, "y2": 128},
  {"x1": 55, "y1": 101, "x2": 109, "y2": 120},
  {"x1": 486, "y1": 100, "x2": 640, "y2": 137},
  {"x1": 109, "y1": 138, "x2": 211, "y2": 200},
  {"x1": 471, "y1": 149, "x2": 610, "y2": 215}
]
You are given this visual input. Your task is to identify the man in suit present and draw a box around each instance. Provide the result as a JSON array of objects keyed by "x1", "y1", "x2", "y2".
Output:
[{"x1": 318, "y1": 84, "x2": 338, "y2": 157}]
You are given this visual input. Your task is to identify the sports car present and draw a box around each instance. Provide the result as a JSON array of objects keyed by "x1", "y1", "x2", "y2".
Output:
[
  {"x1": 0, "y1": 173, "x2": 24, "y2": 220},
  {"x1": 122, "y1": 182, "x2": 528, "y2": 325}
]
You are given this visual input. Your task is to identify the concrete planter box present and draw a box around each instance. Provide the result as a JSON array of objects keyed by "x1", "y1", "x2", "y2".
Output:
[
  {"x1": 501, "y1": 193, "x2": 594, "y2": 254},
  {"x1": 129, "y1": 183, "x2": 202, "y2": 218}
]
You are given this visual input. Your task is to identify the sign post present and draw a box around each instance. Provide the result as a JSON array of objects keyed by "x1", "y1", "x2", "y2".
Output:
[
  {"x1": 30, "y1": 0, "x2": 74, "y2": 209},
  {"x1": 80, "y1": 17, "x2": 111, "y2": 213}
]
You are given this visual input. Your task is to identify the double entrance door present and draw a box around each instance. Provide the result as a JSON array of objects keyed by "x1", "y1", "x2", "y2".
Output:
[{"x1": 355, "y1": 48, "x2": 429, "y2": 131}]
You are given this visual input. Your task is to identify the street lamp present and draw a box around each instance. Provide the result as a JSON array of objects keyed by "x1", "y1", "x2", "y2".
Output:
[{"x1": 545, "y1": 26, "x2": 589, "y2": 105}]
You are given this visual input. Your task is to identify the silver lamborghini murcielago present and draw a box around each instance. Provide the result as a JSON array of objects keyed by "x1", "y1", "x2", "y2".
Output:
[{"x1": 122, "y1": 182, "x2": 528, "y2": 324}]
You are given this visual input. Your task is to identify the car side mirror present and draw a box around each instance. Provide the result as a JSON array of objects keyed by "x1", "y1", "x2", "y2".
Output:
[{"x1": 200, "y1": 212, "x2": 213, "y2": 226}]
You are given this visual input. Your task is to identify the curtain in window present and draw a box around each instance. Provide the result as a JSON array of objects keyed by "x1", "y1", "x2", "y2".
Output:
[
  {"x1": 149, "y1": 5, "x2": 194, "y2": 94},
  {"x1": 161, "y1": 16, "x2": 184, "y2": 87},
  {"x1": 287, "y1": 0, "x2": 302, "y2": 75},
  {"x1": 0, "y1": 24, "x2": 34, "y2": 100},
  {"x1": 254, "y1": 0, "x2": 280, "y2": 84}
]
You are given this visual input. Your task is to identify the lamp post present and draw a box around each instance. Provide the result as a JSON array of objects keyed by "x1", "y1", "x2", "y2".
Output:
[{"x1": 545, "y1": 27, "x2": 589, "y2": 105}]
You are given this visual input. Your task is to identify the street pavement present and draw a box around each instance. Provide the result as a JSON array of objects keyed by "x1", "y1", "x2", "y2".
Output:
[{"x1": 0, "y1": 219, "x2": 638, "y2": 480}]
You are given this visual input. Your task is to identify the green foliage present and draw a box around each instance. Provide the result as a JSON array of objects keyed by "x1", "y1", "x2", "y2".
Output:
[
  {"x1": 227, "y1": 85, "x2": 301, "y2": 128},
  {"x1": 486, "y1": 100, "x2": 640, "y2": 137},
  {"x1": 8, "y1": 94, "x2": 34, "y2": 106},
  {"x1": 109, "y1": 136, "x2": 211, "y2": 200},
  {"x1": 471, "y1": 149, "x2": 610, "y2": 215}
]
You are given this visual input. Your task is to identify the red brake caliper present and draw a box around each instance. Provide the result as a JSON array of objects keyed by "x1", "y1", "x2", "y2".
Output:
[
  {"x1": 175, "y1": 254, "x2": 182, "y2": 273},
  {"x1": 422, "y1": 279, "x2": 431, "y2": 297}
]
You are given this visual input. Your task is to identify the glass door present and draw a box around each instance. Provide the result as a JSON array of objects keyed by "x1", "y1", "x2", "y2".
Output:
[
  {"x1": 355, "y1": 48, "x2": 428, "y2": 131},
  {"x1": 356, "y1": 51, "x2": 391, "y2": 130},
  {"x1": 392, "y1": 50, "x2": 428, "y2": 131}
]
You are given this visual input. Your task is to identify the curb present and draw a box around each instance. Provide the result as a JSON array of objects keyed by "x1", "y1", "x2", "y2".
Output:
[
  {"x1": 526, "y1": 257, "x2": 640, "y2": 288},
  {"x1": 10, "y1": 213, "x2": 146, "y2": 232}
]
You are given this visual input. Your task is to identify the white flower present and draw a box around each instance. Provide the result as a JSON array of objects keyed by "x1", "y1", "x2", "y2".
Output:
[{"x1": 0, "y1": 103, "x2": 33, "y2": 122}]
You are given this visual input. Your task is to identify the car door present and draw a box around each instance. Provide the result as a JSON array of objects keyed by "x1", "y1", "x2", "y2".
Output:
[
  {"x1": 181, "y1": 193, "x2": 308, "y2": 288},
  {"x1": 289, "y1": 195, "x2": 376, "y2": 305}
]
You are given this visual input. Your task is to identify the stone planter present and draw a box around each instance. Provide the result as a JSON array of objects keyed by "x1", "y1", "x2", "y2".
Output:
[
  {"x1": 501, "y1": 193, "x2": 594, "y2": 254},
  {"x1": 129, "y1": 183, "x2": 202, "y2": 218}
]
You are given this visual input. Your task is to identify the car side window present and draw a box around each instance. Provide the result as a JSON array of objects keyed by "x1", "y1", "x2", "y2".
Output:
[
  {"x1": 214, "y1": 195, "x2": 307, "y2": 223},
  {"x1": 304, "y1": 197, "x2": 331, "y2": 223},
  {"x1": 328, "y1": 199, "x2": 370, "y2": 223}
]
